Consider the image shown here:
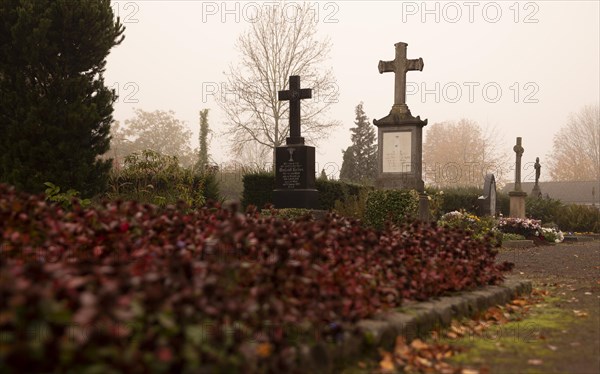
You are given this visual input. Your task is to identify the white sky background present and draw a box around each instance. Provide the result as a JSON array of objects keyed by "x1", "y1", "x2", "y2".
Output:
[{"x1": 105, "y1": 1, "x2": 600, "y2": 182}]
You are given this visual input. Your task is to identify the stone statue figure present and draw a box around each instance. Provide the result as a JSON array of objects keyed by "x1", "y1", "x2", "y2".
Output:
[
  {"x1": 534, "y1": 157, "x2": 541, "y2": 184},
  {"x1": 531, "y1": 156, "x2": 542, "y2": 198}
]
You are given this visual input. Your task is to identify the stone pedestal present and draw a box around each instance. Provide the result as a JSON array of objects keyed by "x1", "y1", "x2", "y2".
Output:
[
  {"x1": 373, "y1": 110, "x2": 429, "y2": 221},
  {"x1": 508, "y1": 191, "x2": 527, "y2": 218},
  {"x1": 373, "y1": 113, "x2": 427, "y2": 192},
  {"x1": 531, "y1": 184, "x2": 542, "y2": 198},
  {"x1": 273, "y1": 145, "x2": 319, "y2": 209}
]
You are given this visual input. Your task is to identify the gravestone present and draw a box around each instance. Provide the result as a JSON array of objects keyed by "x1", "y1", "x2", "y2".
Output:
[
  {"x1": 373, "y1": 41, "x2": 429, "y2": 221},
  {"x1": 272, "y1": 76, "x2": 319, "y2": 209},
  {"x1": 509, "y1": 137, "x2": 527, "y2": 218},
  {"x1": 531, "y1": 157, "x2": 542, "y2": 198},
  {"x1": 478, "y1": 174, "x2": 497, "y2": 216}
]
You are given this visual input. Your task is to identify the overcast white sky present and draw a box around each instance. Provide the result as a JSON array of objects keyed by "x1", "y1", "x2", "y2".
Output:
[{"x1": 105, "y1": 1, "x2": 600, "y2": 181}]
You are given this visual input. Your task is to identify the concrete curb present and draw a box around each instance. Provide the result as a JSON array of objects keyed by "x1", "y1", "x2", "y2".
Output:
[
  {"x1": 563, "y1": 235, "x2": 596, "y2": 242},
  {"x1": 299, "y1": 275, "x2": 532, "y2": 372},
  {"x1": 502, "y1": 240, "x2": 535, "y2": 248}
]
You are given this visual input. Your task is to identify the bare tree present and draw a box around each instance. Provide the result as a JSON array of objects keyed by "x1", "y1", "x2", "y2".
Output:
[
  {"x1": 423, "y1": 119, "x2": 510, "y2": 187},
  {"x1": 219, "y1": 3, "x2": 340, "y2": 160},
  {"x1": 548, "y1": 104, "x2": 600, "y2": 181}
]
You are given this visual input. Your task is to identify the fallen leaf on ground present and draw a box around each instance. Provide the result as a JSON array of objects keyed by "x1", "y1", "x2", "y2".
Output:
[
  {"x1": 410, "y1": 338, "x2": 429, "y2": 350},
  {"x1": 379, "y1": 349, "x2": 395, "y2": 372},
  {"x1": 527, "y1": 359, "x2": 543, "y2": 365},
  {"x1": 547, "y1": 345, "x2": 558, "y2": 351},
  {"x1": 573, "y1": 310, "x2": 588, "y2": 317}
]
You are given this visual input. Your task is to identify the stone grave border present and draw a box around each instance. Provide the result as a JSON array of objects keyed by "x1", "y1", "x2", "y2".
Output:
[{"x1": 298, "y1": 275, "x2": 532, "y2": 371}]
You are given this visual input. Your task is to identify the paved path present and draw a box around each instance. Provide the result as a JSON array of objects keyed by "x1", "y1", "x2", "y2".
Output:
[{"x1": 492, "y1": 241, "x2": 600, "y2": 373}]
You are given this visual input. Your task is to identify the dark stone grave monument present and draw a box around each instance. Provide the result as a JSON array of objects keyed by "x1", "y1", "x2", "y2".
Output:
[
  {"x1": 373, "y1": 41, "x2": 430, "y2": 221},
  {"x1": 273, "y1": 76, "x2": 319, "y2": 209},
  {"x1": 478, "y1": 174, "x2": 497, "y2": 216}
]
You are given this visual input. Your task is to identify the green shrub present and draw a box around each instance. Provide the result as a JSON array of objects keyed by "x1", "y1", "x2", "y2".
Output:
[
  {"x1": 107, "y1": 149, "x2": 206, "y2": 208},
  {"x1": 364, "y1": 189, "x2": 419, "y2": 228},
  {"x1": 241, "y1": 172, "x2": 275, "y2": 209},
  {"x1": 333, "y1": 187, "x2": 371, "y2": 220},
  {"x1": 556, "y1": 204, "x2": 600, "y2": 233},
  {"x1": 526, "y1": 197, "x2": 562, "y2": 224},
  {"x1": 202, "y1": 171, "x2": 222, "y2": 203},
  {"x1": 497, "y1": 192, "x2": 510, "y2": 216},
  {"x1": 43, "y1": 182, "x2": 91, "y2": 209},
  {"x1": 424, "y1": 188, "x2": 444, "y2": 220}
]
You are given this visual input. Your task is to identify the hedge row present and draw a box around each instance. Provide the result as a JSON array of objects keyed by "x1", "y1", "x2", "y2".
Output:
[
  {"x1": 427, "y1": 187, "x2": 510, "y2": 218},
  {"x1": 241, "y1": 172, "x2": 274, "y2": 209},
  {"x1": 0, "y1": 184, "x2": 513, "y2": 373},
  {"x1": 525, "y1": 196, "x2": 600, "y2": 232}
]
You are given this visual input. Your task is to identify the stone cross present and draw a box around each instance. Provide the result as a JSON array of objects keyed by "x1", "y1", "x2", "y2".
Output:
[
  {"x1": 513, "y1": 137, "x2": 525, "y2": 192},
  {"x1": 378, "y1": 42, "x2": 424, "y2": 115},
  {"x1": 278, "y1": 75, "x2": 312, "y2": 145}
]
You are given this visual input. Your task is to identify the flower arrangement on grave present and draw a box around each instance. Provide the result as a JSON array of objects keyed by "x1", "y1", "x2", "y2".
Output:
[
  {"x1": 497, "y1": 217, "x2": 543, "y2": 239},
  {"x1": 439, "y1": 210, "x2": 498, "y2": 243},
  {"x1": 541, "y1": 227, "x2": 565, "y2": 243}
]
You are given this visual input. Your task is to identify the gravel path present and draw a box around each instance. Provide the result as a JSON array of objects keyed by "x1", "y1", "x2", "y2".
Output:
[{"x1": 492, "y1": 241, "x2": 600, "y2": 374}]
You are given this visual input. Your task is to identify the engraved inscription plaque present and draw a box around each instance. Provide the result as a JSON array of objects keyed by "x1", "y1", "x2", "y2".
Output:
[
  {"x1": 279, "y1": 161, "x2": 303, "y2": 189},
  {"x1": 382, "y1": 131, "x2": 412, "y2": 173}
]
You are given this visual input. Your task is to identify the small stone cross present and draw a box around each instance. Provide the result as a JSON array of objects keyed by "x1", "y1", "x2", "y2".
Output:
[
  {"x1": 278, "y1": 76, "x2": 312, "y2": 145},
  {"x1": 513, "y1": 137, "x2": 525, "y2": 191}
]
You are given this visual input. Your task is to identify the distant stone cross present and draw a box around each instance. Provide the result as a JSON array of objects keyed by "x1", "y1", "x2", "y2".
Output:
[
  {"x1": 513, "y1": 137, "x2": 525, "y2": 191},
  {"x1": 278, "y1": 75, "x2": 312, "y2": 145},
  {"x1": 378, "y1": 42, "x2": 424, "y2": 114}
]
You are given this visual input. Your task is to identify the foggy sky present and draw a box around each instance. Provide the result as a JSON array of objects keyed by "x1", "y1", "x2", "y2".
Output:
[{"x1": 105, "y1": 1, "x2": 600, "y2": 182}]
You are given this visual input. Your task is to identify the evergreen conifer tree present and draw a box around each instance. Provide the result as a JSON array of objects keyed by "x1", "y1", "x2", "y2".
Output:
[
  {"x1": 339, "y1": 103, "x2": 377, "y2": 184},
  {"x1": 0, "y1": 0, "x2": 125, "y2": 196}
]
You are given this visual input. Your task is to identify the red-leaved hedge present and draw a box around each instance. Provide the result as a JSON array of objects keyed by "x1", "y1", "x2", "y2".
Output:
[{"x1": 0, "y1": 184, "x2": 513, "y2": 373}]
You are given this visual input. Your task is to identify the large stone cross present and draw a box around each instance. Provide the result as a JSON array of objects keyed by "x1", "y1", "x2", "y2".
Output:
[
  {"x1": 378, "y1": 42, "x2": 424, "y2": 115},
  {"x1": 278, "y1": 75, "x2": 312, "y2": 145}
]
